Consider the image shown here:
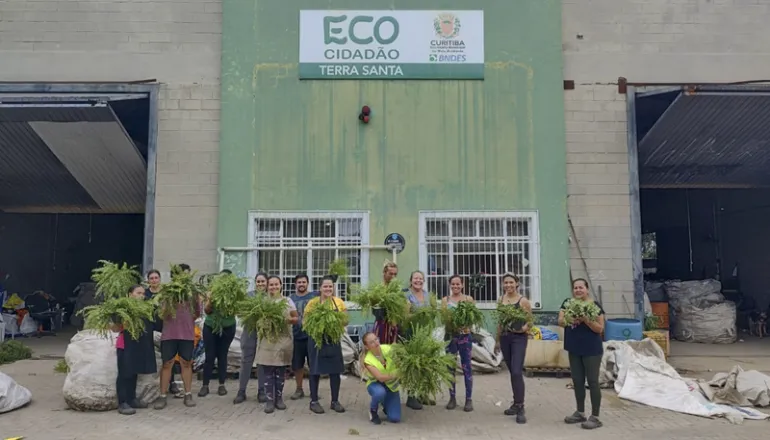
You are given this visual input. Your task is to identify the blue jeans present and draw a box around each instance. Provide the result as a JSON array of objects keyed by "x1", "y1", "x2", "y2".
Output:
[{"x1": 367, "y1": 383, "x2": 401, "y2": 423}]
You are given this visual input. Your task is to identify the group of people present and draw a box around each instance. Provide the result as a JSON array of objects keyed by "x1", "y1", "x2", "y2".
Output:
[{"x1": 111, "y1": 261, "x2": 607, "y2": 430}]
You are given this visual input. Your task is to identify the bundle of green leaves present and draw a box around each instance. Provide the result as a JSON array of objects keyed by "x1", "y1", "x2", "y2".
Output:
[
  {"x1": 207, "y1": 272, "x2": 248, "y2": 334},
  {"x1": 237, "y1": 294, "x2": 289, "y2": 342},
  {"x1": 91, "y1": 260, "x2": 142, "y2": 300},
  {"x1": 493, "y1": 303, "x2": 532, "y2": 332},
  {"x1": 406, "y1": 293, "x2": 441, "y2": 332},
  {"x1": 390, "y1": 325, "x2": 456, "y2": 401},
  {"x1": 350, "y1": 280, "x2": 408, "y2": 325},
  {"x1": 328, "y1": 258, "x2": 349, "y2": 281},
  {"x1": 302, "y1": 300, "x2": 348, "y2": 347},
  {"x1": 153, "y1": 266, "x2": 200, "y2": 319},
  {"x1": 0, "y1": 340, "x2": 32, "y2": 365},
  {"x1": 441, "y1": 300, "x2": 485, "y2": 334},
  {"x1": 80, "y1": 296, "x2": 156, "y2": 340},
  {"x1": 563, "y1": 299, "x2": 602, "y2": 327}
]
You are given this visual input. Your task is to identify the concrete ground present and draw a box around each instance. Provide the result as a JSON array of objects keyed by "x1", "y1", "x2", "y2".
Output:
[{"x1": 2, "y1": 330, "x2": 769, "y2": 440}]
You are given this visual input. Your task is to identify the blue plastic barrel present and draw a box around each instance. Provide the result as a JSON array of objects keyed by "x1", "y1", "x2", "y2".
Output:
[{"x1": 604, "y1": 318, "x2": 643, "y2": 341}]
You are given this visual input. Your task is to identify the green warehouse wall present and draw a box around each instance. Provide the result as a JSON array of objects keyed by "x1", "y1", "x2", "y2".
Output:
[{"x1": 218, "y1": 0, "x2": 569, "y2": 315}]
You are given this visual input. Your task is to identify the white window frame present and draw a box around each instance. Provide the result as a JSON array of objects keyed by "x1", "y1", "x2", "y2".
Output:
[
  {"x1": 418, "y1": 210, "x2": 542, "y2": 310},
  {"x1": 246, "y1": 210, "x2": 370, "y2": 306}
]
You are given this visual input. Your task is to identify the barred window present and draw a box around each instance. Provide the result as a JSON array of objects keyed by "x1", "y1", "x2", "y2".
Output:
[
  {"x1": 247, "y1": 211, "x2": 370, "y2": 300},
  {"x1": 418, "y1": 211, "x2": 541, "y2": 309}
]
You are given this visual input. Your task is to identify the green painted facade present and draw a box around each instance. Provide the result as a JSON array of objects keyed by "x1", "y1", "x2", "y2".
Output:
[{"x1": 218, "y1": 0, "x2": 569, "y2": 313}]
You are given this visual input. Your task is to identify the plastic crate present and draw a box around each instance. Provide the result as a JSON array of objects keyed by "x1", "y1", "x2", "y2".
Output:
[{"x1": 643, "y1": 330, "x2": 670, "y2": 358}]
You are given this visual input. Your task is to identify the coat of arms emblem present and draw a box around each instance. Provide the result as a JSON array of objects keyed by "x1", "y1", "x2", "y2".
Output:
[{"x1": 433, "y1": 13, "x2": 461, "y2": 39}]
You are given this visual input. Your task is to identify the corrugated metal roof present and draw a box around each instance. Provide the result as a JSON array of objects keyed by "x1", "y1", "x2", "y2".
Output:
[
  {"x1": 0, "y1": 121, "x2": 99, "y2": 211},
  {"x1": 31, "y1": 119, "x2": 147, "y2": 213},
  {"x1": 0, "y1": 106, "x2": 146, "y2": 213},
  {"x1": 639, "y1": 93, "x2": 770, "y2": 188}
]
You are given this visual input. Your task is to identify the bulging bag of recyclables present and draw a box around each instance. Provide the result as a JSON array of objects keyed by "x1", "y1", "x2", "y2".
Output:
[{"x1": 664, "y1": 279, "x2": 737, "y2": 344}]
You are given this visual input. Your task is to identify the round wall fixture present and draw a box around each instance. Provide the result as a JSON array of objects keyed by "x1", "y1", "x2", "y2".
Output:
[{"x1": 358, "y1": 105, "x2": 371, "y2": 123}]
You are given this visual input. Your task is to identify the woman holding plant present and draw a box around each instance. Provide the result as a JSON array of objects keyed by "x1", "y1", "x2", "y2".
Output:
[
  {"x1": 198, "y1": 269, "x2": 243, "y2": 398},
  {"x1": 558, "y1": 278, "x2": 605, "y2": 430},
  {"x1": 303, "y1": 275, "x2": 349, "y2": 414},
  {"x1": 360, "y1": 332, "x2": 401, "y2": 425},
  {"x1": 441, "y1": 275, "x2": 478, "y2": 412},
  {"x1": 234, "y1": 272, "x2": 269, "y2": 405},
  {"x1": 154, "y1": 268, "x2": 202, "y2": 410},
  {"x1": 402, "y1": 270, "x2": 432, "y2": 410},
  {"x1": 114, "y1": 284, "x2": 158, "y2": 415},
  {"x1": 374, "y1": 261, "x2": 400, "y2": 344},
  {"x1": 493, "y1": 273, "x2": 532, "y2": 424},
  {"x1": 255, "y1": 276, "x2": 299, "y2": 413}
]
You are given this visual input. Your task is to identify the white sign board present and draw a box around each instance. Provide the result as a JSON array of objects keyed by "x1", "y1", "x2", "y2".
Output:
[{"x1": 299, "y1": 10, "x2": 485, "y2": 80}]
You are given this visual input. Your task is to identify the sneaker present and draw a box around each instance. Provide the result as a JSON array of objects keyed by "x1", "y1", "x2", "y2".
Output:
[
  {"x1": 198, "y1": 385, "x2": 209, "y2": 397},
  {"x1": 504, "y1": 403, "x2": 519, "y2": 416},
  {"x1": 581, "y1": 416, "x2": 603, "y2": 429},
  {"x1": 309, "y1": 401, "x2": 325, "y2": 414},
  {"x1": 406, "y1": 396, "x2": 423, "y2": 410},
  {"x1": 257, "y1": 389, "x2": 268, "y2": 403},
  {"x1": 445, "y1": 397, "x2": 457, "y2": 410},
  {"x1": 369, "y1": 410, "x2": 382, "y2": 425},
  {"x1": 290, "y1": 389, "x2": 305, "y2": 400},
  {"x1": 217, "y1": 385, "x2": 228, "y2": 396},
  {"x1": 153, "y1": 395, "x2": 168, "y2": 410},
  {"x1": 183, "y1": 394, "x2": 196, "y2": 407},
  {"x1": 264, "y1": 400, "x2": 276, "y2": 414},
  {"x1": 564, "y1": 411, "x2": 587, "y2": 424},
  {"x1": 233, "y1": 392, "x2": 246, "y2": 404},
  {"x1": 330, "y1": 401, "x2": 345, "y2": 413},
  {"x1": 516, "y1": 406, "x2": 527, "y2": 424},
  {"x1": 128, "y1": 399, "x2": 148, "y2": 409},
  {"x1": 275, "y1": 397, "x2": 287, "y2": 410},
  {"x1": 118, "y1": 403, "x2": 136, "y2": 415},
  {"x1": 463, "y1": 399, "x2": 474, "y2": 412}
]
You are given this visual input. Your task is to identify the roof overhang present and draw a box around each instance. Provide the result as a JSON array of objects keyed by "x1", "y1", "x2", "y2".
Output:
[
  {"x1": 638, "y1": 86, "x2": 770, "y2": 189},
  {"x1": 0, "y1": 99, "x2": 147, "y2": 213}
]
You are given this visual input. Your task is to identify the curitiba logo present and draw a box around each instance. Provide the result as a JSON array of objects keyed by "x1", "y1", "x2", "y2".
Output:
[{"x1": 433, "y1": 13, "x2": 461, "y2": 39}]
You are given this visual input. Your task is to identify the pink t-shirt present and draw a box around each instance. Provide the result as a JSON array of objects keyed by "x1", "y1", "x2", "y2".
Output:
[
  {"x1": 161, "y1": 301, "x2": 200, "y2": 341},
  {"x1": 116, "y1": 331, "x2": 125, "y2": 349}
]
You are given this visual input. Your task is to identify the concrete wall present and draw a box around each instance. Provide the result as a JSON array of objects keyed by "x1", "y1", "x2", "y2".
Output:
[
  {"x1": 218, "y1": 1, "x2": 570, "y2": 310},
  {"x1": 562, "y1": 0, "x2": 770, "y2": 317},
  {"x1": 0, "y1": 0, "x2": 222, "y2": 273}
]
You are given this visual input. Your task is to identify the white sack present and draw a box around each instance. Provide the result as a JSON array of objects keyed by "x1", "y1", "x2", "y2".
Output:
[
  {"x1": 674, "y1": 302, "x2": 737, "y2": 344},
  {"x1": 702, "y1": 366, "x2": 770, "y2": 408},
  {"x1": 606, "y1": 339, "x2": 767, "y2": 424},
  {"x1": 0, "y1": 371, "x2": 32, "y2": 413},
  {"x1": 63, "y1": 330, "x2": 159, "y2": 411}
]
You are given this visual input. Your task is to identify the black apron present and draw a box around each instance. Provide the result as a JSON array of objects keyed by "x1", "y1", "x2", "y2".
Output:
[
  {"x1": 118, "y1": 318, "x2": 157, "y2": 376},
  {"x1": 307, "y1": 300, "x2": 344, "y2": 375}
]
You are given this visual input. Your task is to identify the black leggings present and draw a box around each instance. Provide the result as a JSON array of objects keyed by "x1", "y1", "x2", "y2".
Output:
[
  {"x1": 202, "y1": 324, "x2": 237, "y2": 386},
  {"x1": 309, "y1": 374, "x2": 340, "y2": 403},
  {"x1": 116, "y1": 349, "x2": 137, "y2": 405},
  {"x1": 500, "y1": 332, "x2": 528, "y2": 405},
  {"x1": 568, "y1": 353, "x2": 602, "y2": 417}
]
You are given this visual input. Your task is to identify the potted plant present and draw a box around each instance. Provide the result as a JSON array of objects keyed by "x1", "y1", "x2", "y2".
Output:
[
  {"x1": 207, "y1": 272, "x2": 249, "y2": 334},
  {"x1": 152, "y1": 264, "x2": 201, "y2": 319},
  {"x1": 441, "y1": 300, "x2": 485, "y2": 335},
  {"x1": 236, "y1": 294, "x2": 290, "y2": 342},
  {"x1": 79, "y1": 296, "x2": 156, "y2": 340},
  {"x1": 91, "y1": 260, "x2": 142, "y2": 300},
  {"x1": 390, "y1": 325, "x2": 457, "y2": 402},
  {"x1": 302, "y1": 300, "x2": 349, "y2": 347},
  {"x1": 562, "y1": 299, "x2": 602, "y2": 328},
  {"x1": 350, "y1": 280, "x2": 408, "y2": 325},
  {"x1": 493, "y1": 303, "x2": 532, "y2": 332},
  {"x1": 327, "y1": 258, "x2": 349, "y2": 283}
]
